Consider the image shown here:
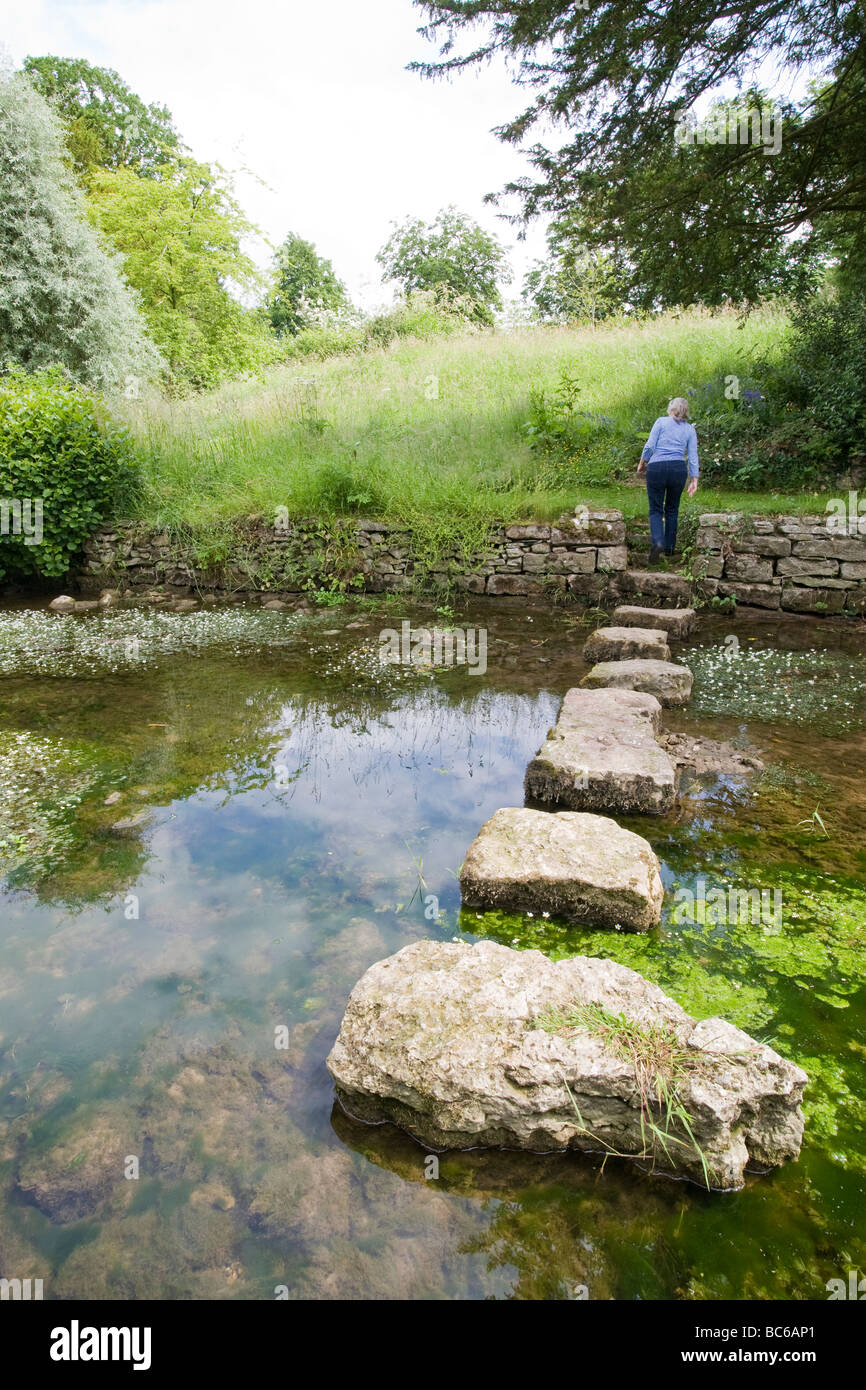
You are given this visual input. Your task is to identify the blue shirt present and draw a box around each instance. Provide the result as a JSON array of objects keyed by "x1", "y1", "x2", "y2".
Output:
[{"x1": 641, "y1": 417, "x2": 699, "y2": 477}]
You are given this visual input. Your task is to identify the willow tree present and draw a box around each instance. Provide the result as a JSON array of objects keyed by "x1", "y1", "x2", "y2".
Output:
[{"x1": 0, "y1": 70, "x2": 161, "y2": 390}]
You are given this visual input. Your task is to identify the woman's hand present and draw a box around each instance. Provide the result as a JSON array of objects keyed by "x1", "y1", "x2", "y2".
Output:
[
  {"x1": 687, "y1": 478, "x2": 698, "y2": 497},
  {"x1": 636, "y1": 458, "x2": 647, "y2": 475}
]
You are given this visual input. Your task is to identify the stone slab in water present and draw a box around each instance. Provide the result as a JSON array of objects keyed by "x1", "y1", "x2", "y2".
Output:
[
  {"x1": 582, "y1": 625, "x2": 670, "y2": 663},
  {"x1": 525, "y1": 687, "x2": 677, "y2": 815},
  {"x1": 327, "y1": 939, "x2": 807, "y2": 1190},
  {"x1": 615, "y1": 570, "x2": 693, "y2": 605},
  {"x1": 581, "y1": 658, "x2": 693, "y2": 707},
  {"x1": 459, "y1": 806, "x2": 663, "y2": 931},
  {"x1": 613, "y1": 604, "x2": 696, "y2": 638}
]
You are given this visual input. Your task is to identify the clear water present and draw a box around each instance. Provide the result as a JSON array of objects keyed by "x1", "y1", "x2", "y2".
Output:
[{"x1": 1, "y1": 599, "x2": 864, "y2": 1300}]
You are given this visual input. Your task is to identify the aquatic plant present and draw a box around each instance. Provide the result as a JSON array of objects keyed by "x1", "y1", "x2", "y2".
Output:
[{"x1": 685, "y1": 645, "x2": 866, "y2": 733}]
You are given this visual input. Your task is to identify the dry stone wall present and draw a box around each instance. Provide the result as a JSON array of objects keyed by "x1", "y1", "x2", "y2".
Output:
[
  {"x1": 694, "y1": 513, "x2": 866, "y2": 615},
  {"x1": 70, "y1": 507, "x2": 865, "y2": 617},
  {"x1": 75, "y1": 510, "x2": 628, "y2": 601}
]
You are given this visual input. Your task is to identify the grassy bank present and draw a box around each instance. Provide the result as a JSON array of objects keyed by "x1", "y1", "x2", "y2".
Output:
[{"x1": 117, "y1": 306, "x2": 828, "y2": 554}]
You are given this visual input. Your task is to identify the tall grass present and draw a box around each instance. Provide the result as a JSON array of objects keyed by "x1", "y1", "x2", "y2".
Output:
[{"x1": 115, "y1": 305, "x2": 822, "y2": 543}]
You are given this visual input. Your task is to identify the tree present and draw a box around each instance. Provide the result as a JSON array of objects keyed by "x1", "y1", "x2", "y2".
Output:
[
  {"x1": 267, "y1": 233, "x2": 350, "y2": 336},
  {"x1": 411, "y1": 2, "x2": 866, "y2": 304},
  {"x1": 23, "y1": 55, "x2": 179, "y2": 178},
  {"x1": 86, "y1": 159, "x2": 279, "y2": 391},
  {"x1": 524, "y1": 235, "x2": 627, "y2": 324},
  {"x1": 376, "y1": 206, "x2": 511, "y2": 324},
  {"x1": 0, "y1": 71, "x2": 161, "y2": 392}
]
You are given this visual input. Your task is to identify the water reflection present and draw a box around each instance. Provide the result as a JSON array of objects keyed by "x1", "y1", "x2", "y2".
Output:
[{"x1": 0, "y1": 601, "x2": 865, "y2": 1299}]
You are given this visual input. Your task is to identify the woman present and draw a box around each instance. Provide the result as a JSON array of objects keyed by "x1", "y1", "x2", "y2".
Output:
[{"x1": 637, "y1": 397, "x2": 699, "y2": 563}]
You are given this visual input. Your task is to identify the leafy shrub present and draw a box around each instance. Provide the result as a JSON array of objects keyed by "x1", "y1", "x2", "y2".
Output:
[
  {"x1": 758, "y1": 292, "x2": 866, "y2": 463},
  {"x1": 684, "y1": 371, "x2": 839, "y2": 489},
  {"x1": 0, "y1": 368, "x2": 137, "y2": 580},
  {"x1": 305, "y1": 458, "x2": 383, "y2": 514}
]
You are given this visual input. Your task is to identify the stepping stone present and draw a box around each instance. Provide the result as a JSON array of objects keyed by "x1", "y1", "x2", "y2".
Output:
[
  {"x1": 525, "y1": 687, "x2": 677, "y2": 815},
  {"x1": 613, "y1": 604, "x2": 696, "y2": 639},
  {"x1": 327, "y1": 939, "x2": 808, "y2": 1190},
  {"x1": 459, "y1": 806, "x2": 664, "y2": 931},
  {"x1": 581, "y1": 658, "x2": 693, "y2": 707},
  {"x1": 616, "y1": 570, "x2": 693, "y2": 605},
  {"x1": 582, "y1": 625, "x2": 670, "y2": 663}
]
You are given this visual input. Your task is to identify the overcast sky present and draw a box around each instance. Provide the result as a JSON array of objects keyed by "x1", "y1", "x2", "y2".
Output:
[{"x1": 3, "y1": 0, "x2": 550, "y2": 308}]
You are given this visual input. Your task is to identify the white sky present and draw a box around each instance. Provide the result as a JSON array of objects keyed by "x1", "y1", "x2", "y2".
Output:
[{"x1": 2, "y1": 0, "x2": 550, "y2": 308}]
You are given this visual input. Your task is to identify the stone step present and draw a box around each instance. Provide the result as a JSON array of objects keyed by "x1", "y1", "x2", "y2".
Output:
[
  {"x1": 582, "y1": 625, "x2": 670, "y2": 663},
  {"x1": 581, "y1": 658, "x2": 693, "y2": 707},
  {"x1": 525, "y1": 687, "x2": 677, "y2": 815},
  {"x1": 612, "y1": 604, "x2": 696, "y2": 638},
  {"x1": 616, "y1": 570, "x2": 693, "y2": 605},
  {"x1": 458, "y1": 806, "x2": 663, "y2": 931},
  {"x1": 327, "y1": 938, "x2": 808, "y2": 1190}
]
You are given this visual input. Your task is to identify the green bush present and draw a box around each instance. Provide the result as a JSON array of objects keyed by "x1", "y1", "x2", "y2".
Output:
[
  {"x1": 0, "y1": 368, "x2": 136, "y2": 581},
  {"x1": 305, "y1": 458, "x2": 384, "y2": 514},
  {"x1": 759, "y1": 292, "x2": 866, "y2": 463}
]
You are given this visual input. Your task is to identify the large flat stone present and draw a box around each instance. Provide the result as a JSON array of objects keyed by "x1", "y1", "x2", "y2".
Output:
[
  {"x1": 459, "y1": 807, "x2": 663, "y2": 931},
  {"x1": 780, "y1": 585, "x2": 846, "y2": 614},
  {"x1": 612, "y1": 605, "x2": 696, "y2": 638},
  {"x1": 614, "y1": 570, "x2": 693, "y2": 605},
  {"x1": 723, "y1": 554, "x2": 774, "y2": 584},
  {"x1": 486, "y1": 574, "x2": 545, "y2": 597},
  {"x1": 581, "y1": 658, "x2": 693, "y2": 707},
  {"x1": 327, "y1": 939, "x2": 808, "y2": 1190},
  {"x1": 582, "y1": 626, "x2": 670, "y2": 663},
  {"x1": 525, "y1": 687, "x2": 677, "y2": 815},
  {"x1": 717, "y1": 581, "x2": 782, "y2": 610}
]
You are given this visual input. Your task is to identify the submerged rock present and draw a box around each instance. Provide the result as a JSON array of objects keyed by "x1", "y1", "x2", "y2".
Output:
[
  {"x1": 582, "y1": 626, "x2": 670, "y2": 663},
  {"x1": 581, "y1": 658, "x2": 693, "y2": 707},
  {"x1": 109, "y1": 810, "x2": 152, "y2": 835},
  {"x1": 525, "y1": 687, "x2": 677, "y2": 815},
  {"x1": 459, "y1": 806, "x2": 663, "y2": 931},
  {"x1": 327, "y1": 939, "x2": 807, "y2": 1190},
  {"x1": 658, "y1": 731, "x2": 764, "y2": 780},
  {"x1": 16, "y1": 1112, "x2": 126, "y2": 1222},
  {"x1": 613, "y1": 605, "x2": 696, "y2": 638}
]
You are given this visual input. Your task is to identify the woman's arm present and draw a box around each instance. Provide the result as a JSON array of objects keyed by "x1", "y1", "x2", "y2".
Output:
[
  {"x1": 687, "y1": 425, "x2": 699, "y2": 495},
  {"x1": 637, "y1": 418, "x2": 661, "y2": 473},
  {"x1": 641, "y1": 418, "x2": 662, "y2": 462}
]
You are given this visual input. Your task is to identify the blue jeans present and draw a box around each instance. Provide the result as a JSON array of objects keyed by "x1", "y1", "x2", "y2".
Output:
[{"x1": 646, "y1": 458, "x2": 688, "y2": 552}]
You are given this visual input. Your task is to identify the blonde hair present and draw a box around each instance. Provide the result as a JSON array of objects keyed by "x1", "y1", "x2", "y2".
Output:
[{"x1": 668, "y1": 397, "x2": 690, "y2": 421}]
